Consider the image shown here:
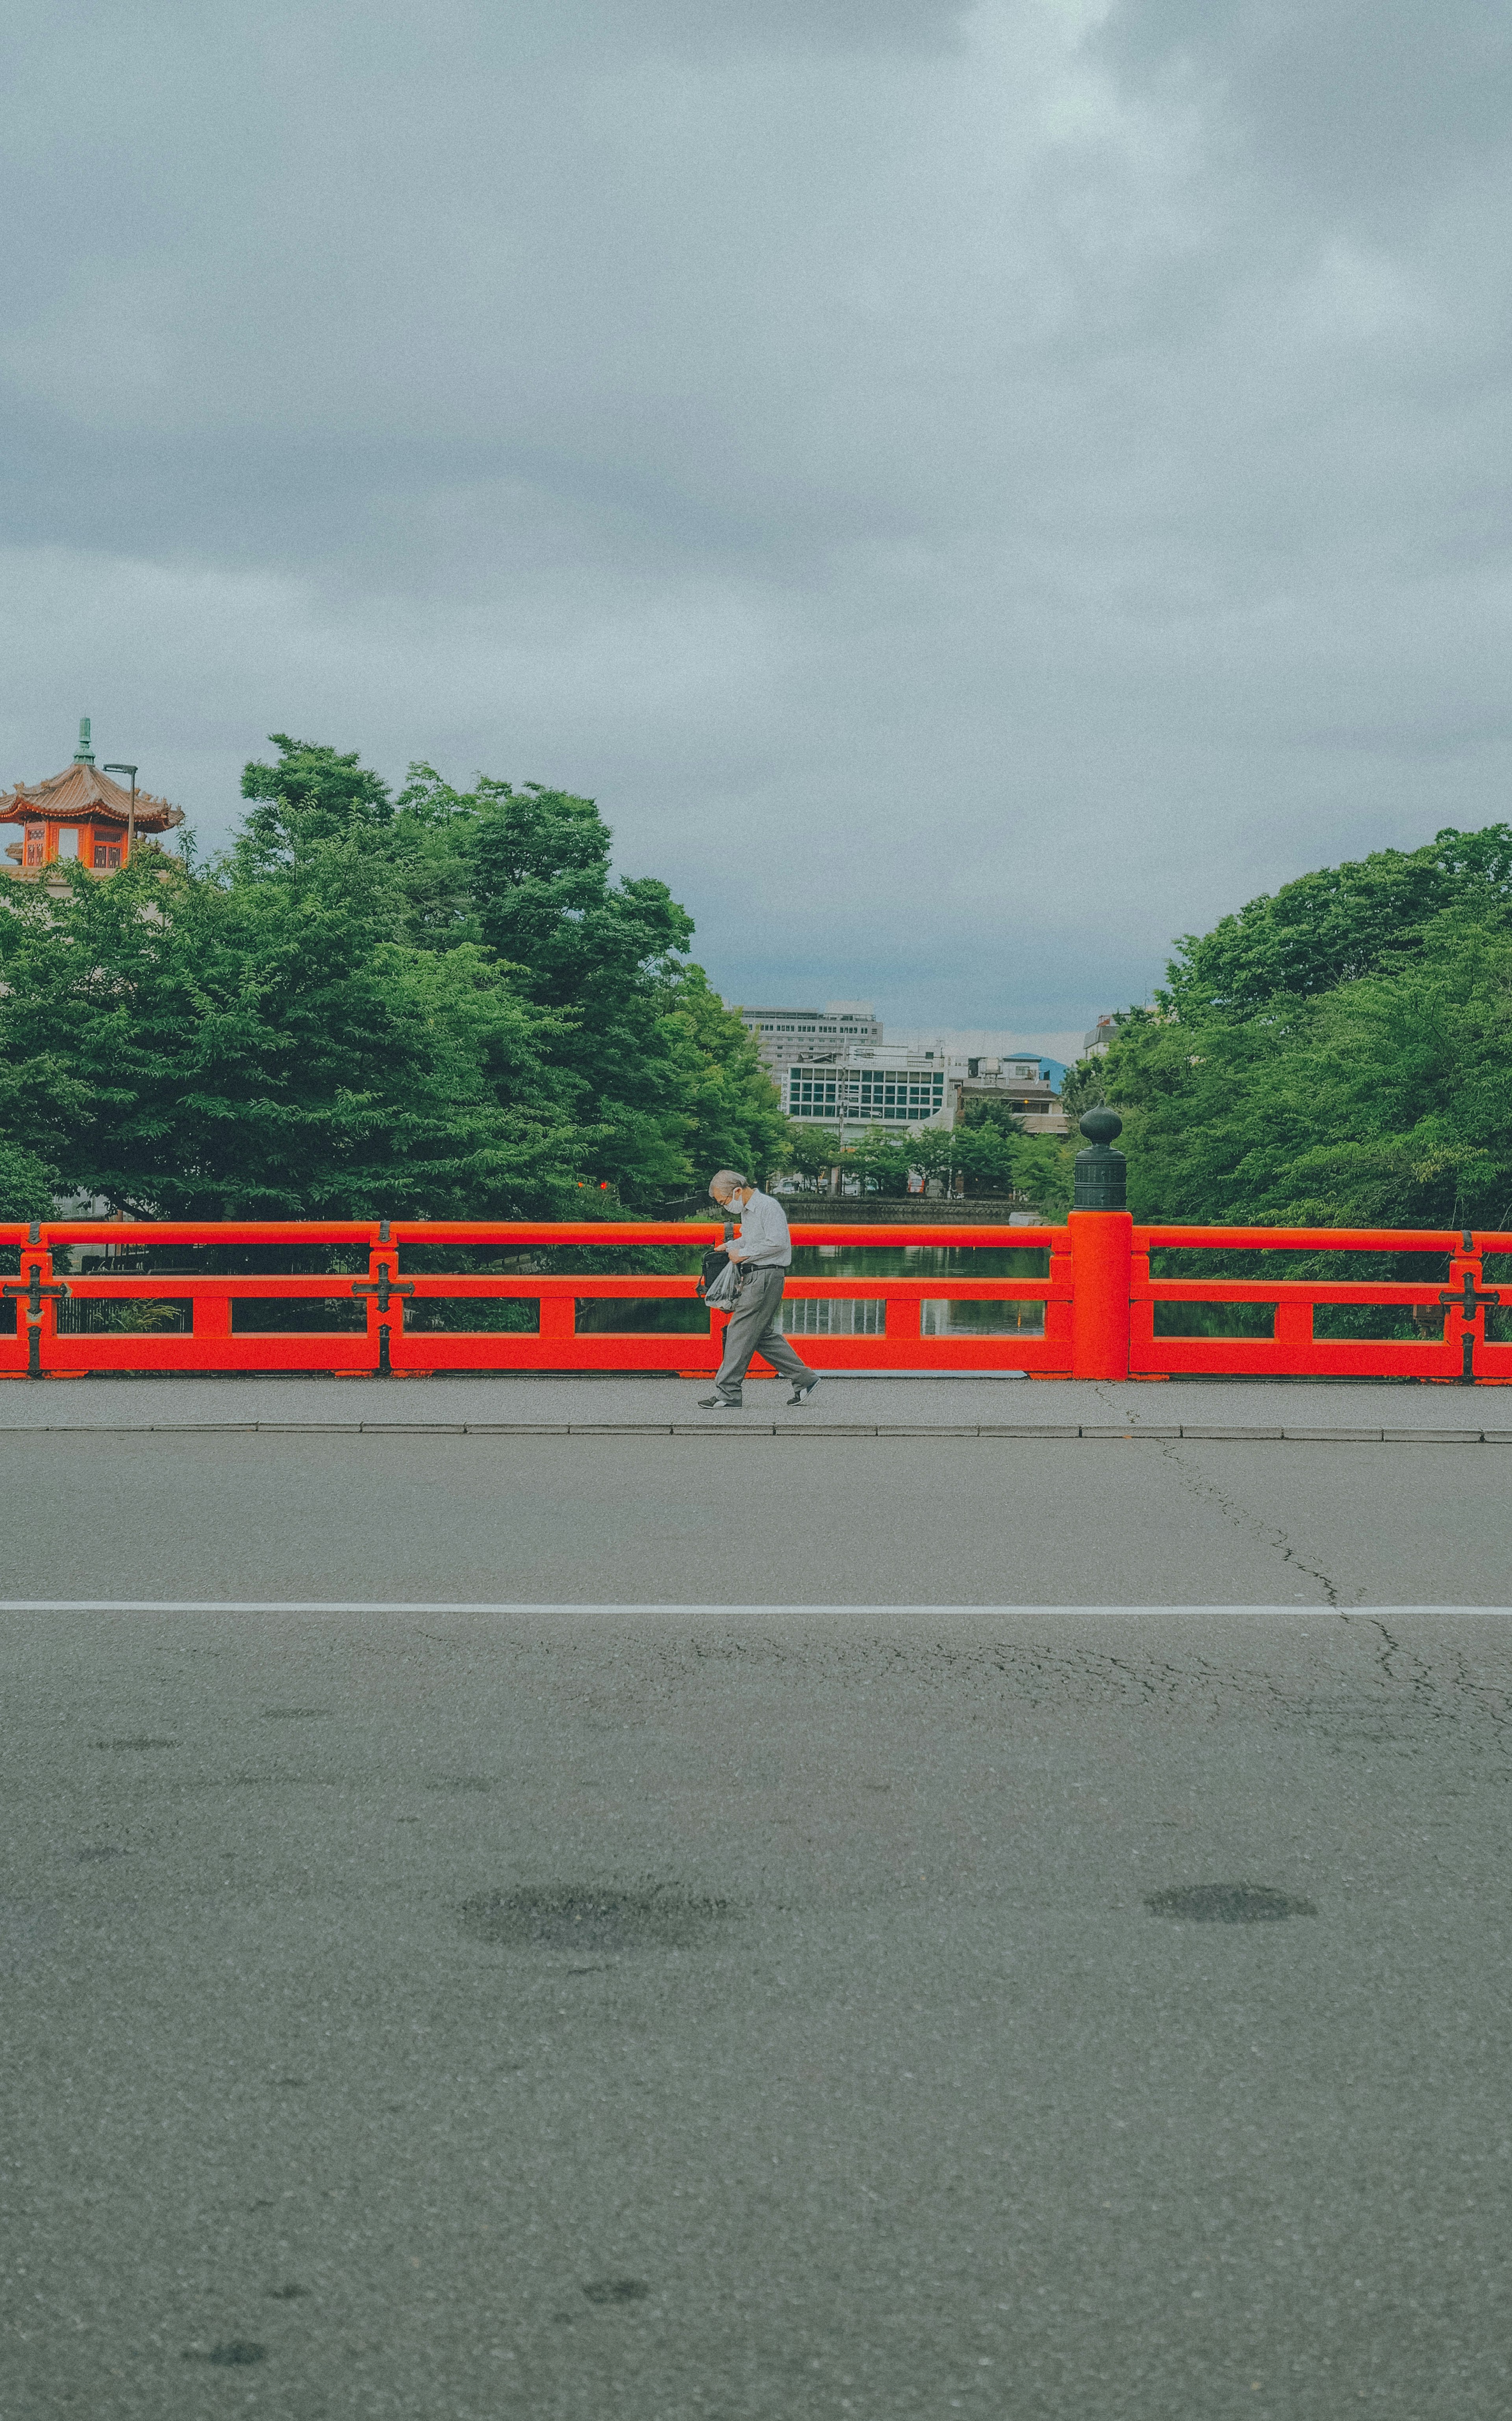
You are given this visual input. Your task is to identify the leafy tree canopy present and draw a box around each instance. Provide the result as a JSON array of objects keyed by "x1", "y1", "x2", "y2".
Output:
[
  {"x1": 1165, "y1": 823, "x2": 1512, "y2": 1019},
  {"x1": 1092, "y1": 821, "x2": 1512, "y2": 1233},
  {"x1": 0, "y1": 737, "x2": 796, "y2": 1219},
  {"x1": 238, "y1": 735, "x2": 396, "y2": 870}
]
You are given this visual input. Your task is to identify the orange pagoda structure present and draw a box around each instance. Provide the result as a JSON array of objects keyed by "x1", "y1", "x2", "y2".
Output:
[{"x1": 2, "y1": 719, "x2": 183, "y2": 878}]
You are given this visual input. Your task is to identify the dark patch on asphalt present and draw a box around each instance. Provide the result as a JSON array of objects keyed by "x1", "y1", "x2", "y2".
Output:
[
  {"x1": 260, "y1": 1708, "x2": 327, "y2": 1719},
  {"x1": 94, "y1": 1737, "x2": 177, "y2": 1750},
  {"x1": 265, "y1": 2283, "x2": 309, "y2": 2299},
  {"x1": 184, "y1": 2341, "x2": 267, "y2": 2365},
  {"x1": 460, "y1": 1883, "x2": 728, "y2": 1952},
  {"x1": 74, "y1": 1846, "x2": 128, "y2": 1861},
  {"x1": 582, "y1": 2278, "x2": 650, "y2": 2304},
  {"x1": 1145, "y1": 1883, "x2": 1318, "y2": 1923}
]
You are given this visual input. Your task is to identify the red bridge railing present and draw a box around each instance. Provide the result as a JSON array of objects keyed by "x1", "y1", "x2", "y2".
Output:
[{"x1": 0, "y1": 1212, "x2": 1507, "y2": 1383}]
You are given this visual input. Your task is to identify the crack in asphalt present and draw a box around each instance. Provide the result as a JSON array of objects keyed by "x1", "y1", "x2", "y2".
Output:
[
  {"x1": 1151, "y1": 1439, "x2": 1342, "y2": 1607},
  {"x1": 1085, "y1": 1382, "x2": 1345, "y2": 1605},
  {"x1": 527, "y1": 1624, "x2": 1512, "y2": 1757},
  {"x1": 1334, "y1": 1616, "x2": 1512, "y2": 1744}
]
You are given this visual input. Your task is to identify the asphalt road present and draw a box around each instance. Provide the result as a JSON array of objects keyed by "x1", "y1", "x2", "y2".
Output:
[
  {"x1": 7, "y1": 1430, "x2": 1512, "y2": 2419},
  {"x1": 0, "y1": 1424, "x2": 1510, "y2": 1604}
]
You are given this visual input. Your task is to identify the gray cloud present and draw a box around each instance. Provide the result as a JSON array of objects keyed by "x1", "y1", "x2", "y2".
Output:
[{"x1": 3, "y1": 0, "x2": 1510, "y2": 1040}]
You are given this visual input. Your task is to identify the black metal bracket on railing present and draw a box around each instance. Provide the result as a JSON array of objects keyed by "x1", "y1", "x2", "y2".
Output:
[
  {"x1": 3, "y1": 1267, "x2": 71, "y2": 1319},
  {"x1": 1438, "y1": 1267, "x2": 1501, "y2": 1384},
  {"x1": 352, "y1": 1261, "x2": 415, "y2": 1317},
  {"x1": 3, "y1": 1265, "x2": 71, "y2": 1378},
  {"x1": 353, "y1": 1258, "x2": 414, "y2": 1374}
]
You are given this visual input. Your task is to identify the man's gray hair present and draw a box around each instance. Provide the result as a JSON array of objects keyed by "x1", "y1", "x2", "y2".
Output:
[{"x1": 709, "y1": 1170, "x2": 748, "y2": 1198}]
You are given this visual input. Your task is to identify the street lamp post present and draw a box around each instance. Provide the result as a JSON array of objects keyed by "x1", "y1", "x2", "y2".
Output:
[{"x1": 102, "y1": 764, "x2": 138, "y2": 866}]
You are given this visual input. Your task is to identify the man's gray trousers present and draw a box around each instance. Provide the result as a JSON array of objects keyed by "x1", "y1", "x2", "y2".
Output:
[{"x1": 712, "y1": 1267, "x2": 814, "y2": 1401}]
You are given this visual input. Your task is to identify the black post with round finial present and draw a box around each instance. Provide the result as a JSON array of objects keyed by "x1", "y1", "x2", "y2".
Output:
[
  {"x1": 1067, "y1": 1106, "x2": 1132, "y2": 1376},
  {"x1": 1073, "y1": 1108, "x2": 1126, "y2": 1211}
]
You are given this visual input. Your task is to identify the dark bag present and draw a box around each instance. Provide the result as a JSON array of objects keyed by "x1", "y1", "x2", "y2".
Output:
[
  {"x1": 703, "y1": 1258, "x2": 741, "y2": 1312},
  {"x1": 698, "y1": 1246, "x2": 729, "y2": 1299}
]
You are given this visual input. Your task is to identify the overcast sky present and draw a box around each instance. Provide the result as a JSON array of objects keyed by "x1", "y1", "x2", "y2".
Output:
[{"x1": 4, "y1": 0, "x2": 1509, "y2": 1061}]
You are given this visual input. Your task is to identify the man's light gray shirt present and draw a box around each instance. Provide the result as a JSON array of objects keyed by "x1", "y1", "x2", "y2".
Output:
[{"x1": 731, "y1": 1189, "x2": 792, "y2": 1269}]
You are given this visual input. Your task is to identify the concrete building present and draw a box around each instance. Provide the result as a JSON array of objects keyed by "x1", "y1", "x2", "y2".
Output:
[
  {"x1": 954, "y1": 1057, "x2": 1067, "y2": 1134},
  {"x1": 738, "y1": 1002, "x2": 883, "y2": 1070},
  {"x1": 736, "y1": 994, "x2": 1069, "y2": 1143},
  {"x1": 782, "y1": 1044, "x2": 951, "y2": 1135},
  {"x1": 778, "y1": 1043, "x2": 1067, "y2": 1141}
]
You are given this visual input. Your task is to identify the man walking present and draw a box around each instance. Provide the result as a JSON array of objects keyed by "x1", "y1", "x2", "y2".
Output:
[{"x1": 699, "y1": 1170, "x2": 822, "y2": 1412}]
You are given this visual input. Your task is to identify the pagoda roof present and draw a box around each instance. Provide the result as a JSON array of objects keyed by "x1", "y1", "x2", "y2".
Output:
[{"x1": 0, "y1": 761, "x2": 183, "y2": 834}]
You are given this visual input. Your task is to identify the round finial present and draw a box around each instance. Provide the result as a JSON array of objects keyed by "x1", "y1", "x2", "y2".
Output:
[{"x1": 1078, "y1": 1108, "x2": 1122, "y2": 1147}]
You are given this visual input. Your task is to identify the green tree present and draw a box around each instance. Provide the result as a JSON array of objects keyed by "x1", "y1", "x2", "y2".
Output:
[
  {"x1": 1101, "y1": 901, "x2": 1512, "y2": 1232},
  {"x1": 951, "y1": 1100, "x2": 1026, "y2": 1195},
  {"x1": 845, "y1": 1129, "x2": 917, "y2": 1196},
  {"x1": 1165, "y1": 824, "x2": 1512, "y2": 1020},
  {"x1": 0, "y1": 833, "x2": 585, "y2": 1218},
  {"x1": 393, "y1": 761, "x2": 708, "y2": 1204},
  {"x1": 0, "y1": 1138, "x2": 60, "y2": 1220},
  {"x1": 1057, "y1": 1053, "x2": 1109, "y2": 1123},
  {"x1": 238, "y1": 735, "x2": 396, "y2": 871},
  {"x1": 1005, "y1": 1130, "x2": 1075, "y2": 1218},
  {"x1": 661, "y1": 965, "x2": 796, "y2": 1189},
  {"x1": 777, "y1": 1124, "x2": 842, "y2": 1193},
  {"x1": 0, "y1": 735, "x2": 800, "y2": 1221}
]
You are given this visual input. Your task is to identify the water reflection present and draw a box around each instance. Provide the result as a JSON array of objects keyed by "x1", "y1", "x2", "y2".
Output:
[{"x1": 788, "y1": 1244, "x2": 1048, "y2": 1278}]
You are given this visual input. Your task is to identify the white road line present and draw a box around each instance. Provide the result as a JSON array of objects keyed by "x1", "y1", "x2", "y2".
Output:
[{"x1": 0, "y1": 1601, "x2": 1507, "y2": 1617}]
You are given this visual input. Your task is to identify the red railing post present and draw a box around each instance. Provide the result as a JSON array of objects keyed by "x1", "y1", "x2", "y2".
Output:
[
  {"x1": 1127, "y1": 1231, "x2": 1154, "y2": 1372},
  {"x1": 1069, "y1": 1212, "x2": 1132, "y2": 1378},
  {"x1": 539, "y1": 1293, "x2": 575, "y2": 1350},
  {"x1": 885, "y1": 1288, "x2": 921, "y2": 1343},
  {"x1": 1044, "y1": 1232, "x2": 1073, "y2": 1372},
  {"x1": 1439, "y1": 1235, "x2": 1500, "y2": 1385},
  {"x1": 1068, "y1": 1110, "x2": 1132, "y2": 1381},
  {"x1": 195, "y1": 1291, "x2": 231, "y2": 1348},
  {"x1": 354, "y1": 1233, "x2": 414, "y2": 1375}
]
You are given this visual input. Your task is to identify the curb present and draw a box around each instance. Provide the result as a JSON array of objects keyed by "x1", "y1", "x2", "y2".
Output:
[{"x1": 1, "y1": 1420, "x2": 1510, "y2": 1442}]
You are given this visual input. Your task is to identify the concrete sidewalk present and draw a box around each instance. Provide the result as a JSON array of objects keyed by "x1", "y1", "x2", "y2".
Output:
[{"x1": 0, "y1": 1369, "x2": 1508, "y2": 1437}]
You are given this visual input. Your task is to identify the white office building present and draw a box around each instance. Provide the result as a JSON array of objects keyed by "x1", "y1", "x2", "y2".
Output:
[
  {"x1": 734, "y1": 996, "x2": 1067, "y2": 1140},
  {"x1": 779, "y1": 1045, "x2": 1065, "y2": 1140},
  {"x1": 738, "y1": 1001, "x2": 883, "y2": 1069},
  {"x1": 784, "y1": 1045, "x2": 952, "y2": 1134}
]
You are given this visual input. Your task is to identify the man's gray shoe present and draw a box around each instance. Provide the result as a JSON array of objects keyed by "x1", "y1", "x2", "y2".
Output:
[
  {"x1": 697, "y1": 1394, "x2": 742, "y2": 1410},
  {"x1": 787, "y1": 1374, "x2": 822, "y2": 1406}
]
